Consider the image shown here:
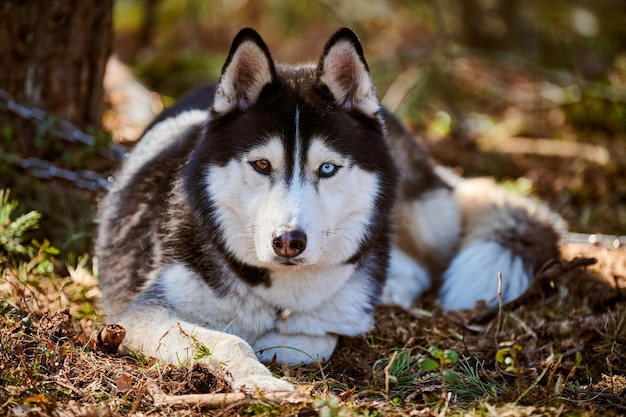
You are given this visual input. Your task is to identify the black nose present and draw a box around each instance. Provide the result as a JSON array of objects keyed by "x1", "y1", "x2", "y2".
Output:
[{"x1": 272, "y1": 230, "x2": 307, "y2": 258}]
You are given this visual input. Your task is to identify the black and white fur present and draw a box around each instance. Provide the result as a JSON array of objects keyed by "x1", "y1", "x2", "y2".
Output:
[{"x1": 96, "y1": 28, "x2": 562, "y2": 392}]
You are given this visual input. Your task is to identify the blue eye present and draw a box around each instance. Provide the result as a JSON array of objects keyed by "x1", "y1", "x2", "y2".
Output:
[{"x1": 319, "y1": 162, "x2": 340, "y2": 178}]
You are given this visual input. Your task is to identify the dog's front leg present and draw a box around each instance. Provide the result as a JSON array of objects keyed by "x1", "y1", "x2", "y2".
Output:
[
  {"x1": 384, "y1": 185, "x2": 461, "y2": 308},
  {"x1": 113, "y1": 305, "x2": 294, "y2": 392},
  {"x1": 382, "y1": 248, "x2": 432, "y2": 308}
]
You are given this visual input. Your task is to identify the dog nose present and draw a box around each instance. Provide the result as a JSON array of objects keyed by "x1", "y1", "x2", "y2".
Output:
[{"x1": 272, "y1": 230, "x2": 307, "y2": 258}]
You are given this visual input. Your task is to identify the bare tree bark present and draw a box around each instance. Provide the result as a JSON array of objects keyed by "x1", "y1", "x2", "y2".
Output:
[{"x1": 0, "y1": 0, "x2": 113, "y2": 152}]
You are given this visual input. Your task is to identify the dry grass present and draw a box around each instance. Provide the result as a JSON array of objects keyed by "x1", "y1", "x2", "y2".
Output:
[{"x1": 1, "y1": 233, "x2": 625, "y2": 416}]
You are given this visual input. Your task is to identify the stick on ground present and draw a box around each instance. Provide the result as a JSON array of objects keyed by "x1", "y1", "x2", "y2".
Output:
[{"x1": 146, "y1": 383, "x2": 310, "y2": 409}]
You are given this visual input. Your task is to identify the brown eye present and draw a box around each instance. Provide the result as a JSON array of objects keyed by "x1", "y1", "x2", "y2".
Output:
[{"x1": 251, "y1": 159, "x2": 272, "y2": 175}]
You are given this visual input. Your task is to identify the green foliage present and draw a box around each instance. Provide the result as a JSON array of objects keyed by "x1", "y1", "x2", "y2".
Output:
[
  {"x1": 244, "y1": 402, "x2": 280, "y2": 416},
  {"x1": 594, "y1": 305, "x2": 626, "y2": 367},
  {"x1": 418, "y1": 346, "x2": 460, "y2": 385},
  {"x1": 0, "y1": 300, "x2": 29, "y2": 323},
  {"x1": 0, "y1": 189, "x2": 59, "y2": 278},
  {"x1": 313, "y1": 395, "x2": 341, "y2": 417},
  {"x1": 500, "y1": 177, "x2": 535, "y2": 197},
  {"x1": 379, "y1": 348, "x2": 423, "y2": 387},
  {"x1": 448, "y1": 357, "x2": 508, "y2": 403},
  {"x1": 495, "y1": 344, "x2": 524, "y2": 375},
  {"x1": 565, "y1": 92, "x2": 626, "y2": 136},
  {"x1": 375, "y1": 346, "x2": 462, "y2": 394},
  {"x1": 0, "y1": 188, "x2": 102, "y2": 329},
  {"x1": 192, "y1": 337, "x2": 212, "y2": 361},
  {"x1": 0, "y1": 188, "x2": 41, "y2": 255},
  {"x1": 124, "y1": 345, "x2": 151, "y2": 367},
  {"x1": 426, "y1": 346, "x2": 459, "y2": 367},
  {"x1": 417, "y1": 356, "x2": 439, "y2": 372}
]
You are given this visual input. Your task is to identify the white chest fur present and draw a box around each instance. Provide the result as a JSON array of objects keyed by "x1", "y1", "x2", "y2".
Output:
[{"x1": 158, "y1": 262, "x2": 376, "y2": 345}]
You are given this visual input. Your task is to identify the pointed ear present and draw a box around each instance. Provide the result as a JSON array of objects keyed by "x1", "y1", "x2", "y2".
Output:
[
  {"x1": 317, "y1": 28, "x2": 379, "y2": 116},
  {"x1": 212, "y1": 28, "x2": 276, "y2": 115}
]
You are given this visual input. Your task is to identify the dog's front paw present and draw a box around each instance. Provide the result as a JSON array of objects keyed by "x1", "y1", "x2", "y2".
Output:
[{"x1": 233, "y1": 375, "x2": 295, "y2": 393}]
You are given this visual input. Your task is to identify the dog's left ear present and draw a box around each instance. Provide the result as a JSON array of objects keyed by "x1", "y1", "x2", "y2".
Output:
[
  {"x1": 317, "y1": 28, "x2": 379, "y2": 117},
  {"x1": 212, "y1": 28, "x2": 276, "y2": 115}
]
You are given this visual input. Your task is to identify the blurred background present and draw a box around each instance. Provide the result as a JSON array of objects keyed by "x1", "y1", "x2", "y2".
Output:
[{"x1": 1, "y1": 0, "x2": 625, "y2": 258}]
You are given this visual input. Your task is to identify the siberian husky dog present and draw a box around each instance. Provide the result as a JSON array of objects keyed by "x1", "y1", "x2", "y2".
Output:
[{"x1": 96, "y1": 28, "x2": 562, "y2": 392}]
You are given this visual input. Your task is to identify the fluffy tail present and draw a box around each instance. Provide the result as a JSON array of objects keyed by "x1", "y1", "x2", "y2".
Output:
[{"x1": 440, "y1": 177, "x2": 564, "y2": 310}]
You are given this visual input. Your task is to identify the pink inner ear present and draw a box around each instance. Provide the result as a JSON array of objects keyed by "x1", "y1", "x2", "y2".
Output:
[
  {"x1": 320, "y1": 41, "x2": 378, "y2": 115},
  {"x1": 234, "y1": 50, "x2": 266, "y2": 101},
  {"x1": 331, "y1": 54, "x2": 358, "y2": 98},
  {"x1": 322, "y1": 44, "x2": 362, "y2": 103}
]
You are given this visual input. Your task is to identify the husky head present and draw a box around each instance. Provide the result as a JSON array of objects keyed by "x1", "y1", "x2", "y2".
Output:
[{"x1": 185, "y1": 28, "x2": 398, "y2": 276}]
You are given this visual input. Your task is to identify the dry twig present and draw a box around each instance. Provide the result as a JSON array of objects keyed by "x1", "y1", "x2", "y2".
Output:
[
  {"x1": 495, "y1": 272, "x2": 503, "y2": 349},
  {"x1": 383, "y1": 350, "x2": 398, "y2": 397},
  {"x1": 146, "y1": 383, "x2": 310, "y2": 409}
]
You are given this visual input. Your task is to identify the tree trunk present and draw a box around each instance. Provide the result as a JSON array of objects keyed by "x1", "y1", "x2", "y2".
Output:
[{"x1": 0, "y1": 0, "x2": 113, "y2": 152}]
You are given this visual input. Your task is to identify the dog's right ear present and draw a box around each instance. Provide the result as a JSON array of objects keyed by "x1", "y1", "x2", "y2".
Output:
[{"x1": 212, "y1": 28, "x2": 276, "y2": 115}]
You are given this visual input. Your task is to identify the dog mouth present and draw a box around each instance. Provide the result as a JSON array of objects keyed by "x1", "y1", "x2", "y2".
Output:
[{"x1": 270, "y1": 256, "x2": 307, "y2": 267}]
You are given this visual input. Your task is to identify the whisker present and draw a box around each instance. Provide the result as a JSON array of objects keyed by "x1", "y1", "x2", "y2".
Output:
[{"x1": 324, "y1": 229, "x2": 358, "y2": 244}]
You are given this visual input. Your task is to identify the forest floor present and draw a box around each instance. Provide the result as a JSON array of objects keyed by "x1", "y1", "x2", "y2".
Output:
[{"x1": 1, "y1": 239, "x2": 625, "y2": 416}]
